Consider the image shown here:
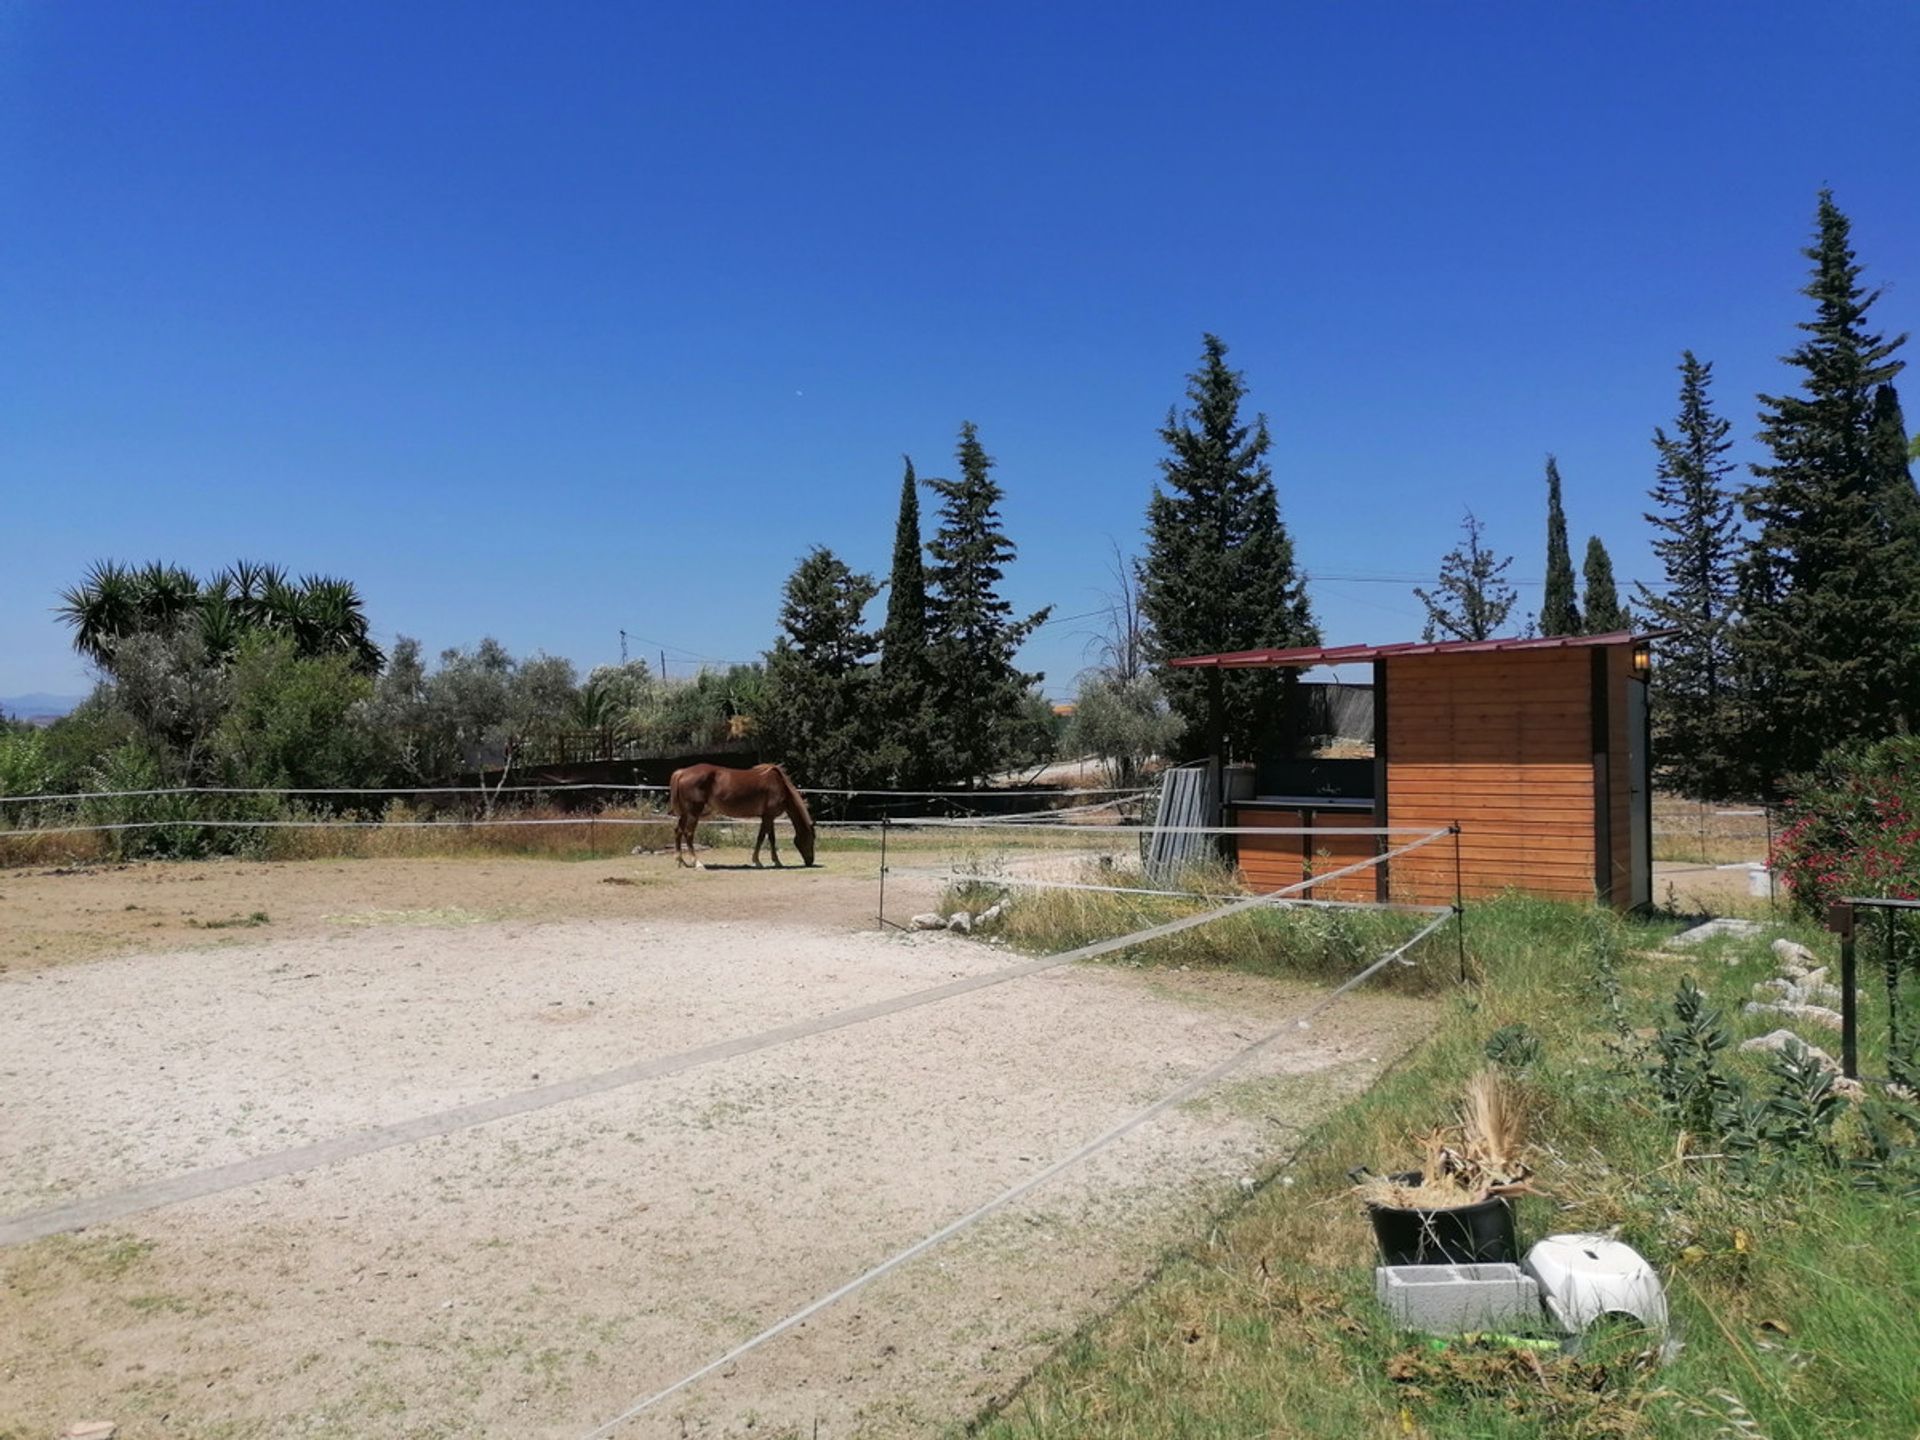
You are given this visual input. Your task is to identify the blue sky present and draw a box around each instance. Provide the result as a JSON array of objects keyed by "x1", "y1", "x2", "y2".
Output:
[{"x1": 4, "y1": 2, "x2": 1916, "y2": 700}]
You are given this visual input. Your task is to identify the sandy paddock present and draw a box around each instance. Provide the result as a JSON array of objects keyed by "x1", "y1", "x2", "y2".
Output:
[{"x1": 0, "y1": 853, "x2": 1433, "y2": 1438}]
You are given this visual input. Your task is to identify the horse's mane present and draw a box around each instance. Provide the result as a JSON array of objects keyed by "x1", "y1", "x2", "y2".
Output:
[{"x1": 772, "y1": 765, "x2": 814, "y2": 832}]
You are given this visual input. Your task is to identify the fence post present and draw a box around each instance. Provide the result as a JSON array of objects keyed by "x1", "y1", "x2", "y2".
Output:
[
  {"x1": 1452, "y1": 823, "x2": 1467, "y2": 984},
  {"x1": 877, "y1": 811, "x2": 889, "y2": 931},
  {"x1": 1829, "y1": 901, "x2": 1857, "y2": 1079}
]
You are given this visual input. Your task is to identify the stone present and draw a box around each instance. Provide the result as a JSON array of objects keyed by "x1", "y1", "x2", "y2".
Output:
[
  {"x1": 1663, "y1": 917, "x2": 1766, "y2": 951},
  {"x1": 1754, "y1": 979, "x2": 1851, "y2": 1007},
  {"x1": 1741, "y1": 1001, "x2": 1843, "y2": 1032},
  {"x1": 908, "y1": 912, "x2": 947, "y2": 931},
  {"x1": 975, "y1": 902, "x2": 1006, "y2": 928},
  {"x1": 947, "y1": 911, "x2": 974, "y2": 935},
  {"x1": 1771, "y1": 938, "x2": 1820, "y2": 971},
  {"x1": 1375, "y1": 1263, "x2": 1543, "y2": 1334},
  {"x1": 1738, "y1": 1028, "x2": 1842, "y2": 1074},
  {"x1": 63, "y1": 1425, "x2": 117, "y2": 1440}
]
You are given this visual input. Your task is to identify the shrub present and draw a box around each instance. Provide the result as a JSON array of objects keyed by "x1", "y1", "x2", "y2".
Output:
[{"x1": 1773, "y1": 734, "x2": 1920, "y2": 916}]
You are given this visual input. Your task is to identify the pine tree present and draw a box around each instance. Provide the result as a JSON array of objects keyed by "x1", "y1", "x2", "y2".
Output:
[
  {"x1": 923, "y1": 423, "x2": 1051, "y2": 785},
  {"x1": 761, "y1": 547, "x2": 880, "y2": 789},
  {"x1": 1638, "y1": 351, "x2": 1742, "y2": 797},
  {"x1": 875, "y1": 457, "x2": 934, "y2": 786},
  {"x1": 1540, "y1": 456, "x2": 1582, "y2": 635},
  {"x1": 1581, "y1": 537, "x2": 1628, "y2": 633},
  {"x1": 1415, "y1": 511, "x2": 1518, "y2": 641},
  {"x1": 1139, "y1": 334, "x2": 1318, "y2": 762},
  {"x1": 1735, "y1": 189, "x2": 1914, "y2": 786}
]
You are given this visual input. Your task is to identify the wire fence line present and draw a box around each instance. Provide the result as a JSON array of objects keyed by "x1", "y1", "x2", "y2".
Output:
[
  {"x1": 0, "y1": 781, "x2": 1153, "y2": 806},
  {"x1": 573, "y1": 903, "x2": 1458, "y2": 1439},
  {"x1": 938, "y1": 872, "x2": 1454, "y2": 913},
  {"x1": 0, "y1": 815, "x2": 1427, "y2": 843}
]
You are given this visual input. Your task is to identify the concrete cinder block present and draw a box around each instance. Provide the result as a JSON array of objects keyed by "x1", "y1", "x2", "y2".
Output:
[{"x1": 1375, "y1": 1263, "x2": 1543, "y2": 1334}]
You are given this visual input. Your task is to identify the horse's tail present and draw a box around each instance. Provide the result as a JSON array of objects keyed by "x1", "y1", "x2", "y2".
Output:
[
  {"x1": 772, "y1": 765, "x2": 814, "y2": 833},
  {"x1": 666, "y1": 766, "x2": 688, "y2": 817}
]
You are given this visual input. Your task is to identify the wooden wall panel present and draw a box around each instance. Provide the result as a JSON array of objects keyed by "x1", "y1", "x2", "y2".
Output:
[
  {"x1": 1382, "y1": 648, "x2": 1607, "y2": 905},
  {"x1": 1232, "y1": 808, "x2": 1380, "y2": 902}
]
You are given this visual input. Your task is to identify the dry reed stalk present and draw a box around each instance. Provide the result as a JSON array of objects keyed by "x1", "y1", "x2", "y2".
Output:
[{"x1": 1354, "y1": 1068, "x2": 1534, "y2": 1210}]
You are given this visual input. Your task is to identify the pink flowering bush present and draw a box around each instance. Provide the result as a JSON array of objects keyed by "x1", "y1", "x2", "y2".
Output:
[{"x1": 1773, "y1": 735, "x2": 1920, "y2": 917}]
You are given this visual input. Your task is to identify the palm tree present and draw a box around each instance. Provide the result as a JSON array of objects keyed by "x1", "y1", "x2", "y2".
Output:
[
  {"x1": 297, "y1": 576, "x2": 384, "y2": 674},
  {"x1": 56, "y1": 560, "x2": 140, "y2": 665},
  {"x1": 133, "y1": 562, "x2": 202, "y2": 631},
  {"x1": 196, "y1": 590, "x2": 245, "y2": 666},
  {"x1": 60, "y1": 557, "x2": 384, "y2": 676}
]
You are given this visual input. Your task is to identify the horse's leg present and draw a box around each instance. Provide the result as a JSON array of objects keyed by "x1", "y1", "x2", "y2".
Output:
[
  {"x1": 674, "y1": 811, "x2": 689, "y2": 867},
  {"x1": 752, "y1": 815, "x2": 768, "y2": 866},
  {"x1": 766, "y1": 810, "x2": 783, "y2": 867}
]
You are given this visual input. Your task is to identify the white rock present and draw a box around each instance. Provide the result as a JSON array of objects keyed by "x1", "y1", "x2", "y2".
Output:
[
  {"x1": 63, "y1": 1425, "x2": 117, "y2": 1440},
  {"x1": 1663, "y1": 917, "x2": 1766, "y2": 950},
  {"x1": 1738, "y1": 1028, "x2": 1841, "y2": 1073},
  {"x1": 948, "y1": 911, "x2": 974, "y2": 935},
  {"x1": 1742, "y1": 1001, "x2": 1843, "y2": 1031},
  {"x1": 1755, "y1": 979, "x2": 1851, "y2": 1007},
  {"x1": 1771, "y1": 938, "x2": 1820, "y2": 970},
  {"x1": 976, "y1": 902, "x2": 1006, "y2": 928},
  {"x1": 908, "y1": 912, "x2": 948, "y2": 932}
]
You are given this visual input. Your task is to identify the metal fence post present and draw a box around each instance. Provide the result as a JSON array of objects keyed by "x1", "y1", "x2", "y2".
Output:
[
  {"x1": 1453, "y1": 823, "x2": 1467, "y2": 984},
  {"x1": 1829, "y1": 901, "x2": 1858, "y2": 1079},
  {"x1": 877, "y1": 811, "x2": 889, "y2": 931}
]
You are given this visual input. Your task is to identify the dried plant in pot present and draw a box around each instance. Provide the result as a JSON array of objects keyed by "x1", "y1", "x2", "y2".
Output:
[{"x1": 1352, "y1": 1070, "x2": 1539, "y2": 1265}]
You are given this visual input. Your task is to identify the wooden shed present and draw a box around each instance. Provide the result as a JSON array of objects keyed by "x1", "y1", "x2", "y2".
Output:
[{"x1": 1170, "y1": 631, "x2": 1656, "y2": 909}]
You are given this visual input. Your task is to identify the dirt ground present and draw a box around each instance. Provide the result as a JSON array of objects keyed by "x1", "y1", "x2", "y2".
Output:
[{"x1": 0, "y1": 850, "x2": 1434, "y2": 1439}]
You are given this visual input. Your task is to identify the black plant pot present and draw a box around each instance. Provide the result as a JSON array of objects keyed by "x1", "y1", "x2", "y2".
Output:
[{"x1": 1357, "y1": 1169, "x2": 1518, "y2": 1266}]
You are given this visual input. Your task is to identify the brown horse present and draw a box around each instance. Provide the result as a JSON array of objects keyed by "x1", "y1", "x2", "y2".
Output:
[{"x1": 667, "y1": 763, "x2": 817, "y2": 869}]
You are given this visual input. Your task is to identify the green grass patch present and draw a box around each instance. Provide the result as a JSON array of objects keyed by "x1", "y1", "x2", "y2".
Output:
[
  {"x1": 967, "y1": 896, "x2": 1920, "y2": 1440},
  {"x1": 946, "y1": 858, "x2": 1454, "y2": 992}
]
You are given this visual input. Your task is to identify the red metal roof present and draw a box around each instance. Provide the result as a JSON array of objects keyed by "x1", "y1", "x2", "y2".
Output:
[{"x1": 1168, "y1": 630, "x2": 1654, "y2": 669}]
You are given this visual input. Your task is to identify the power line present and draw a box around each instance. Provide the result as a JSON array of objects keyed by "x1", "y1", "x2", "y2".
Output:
[{"x1": 1312, "y1": 571, "x2": 1673, "y2": 590}]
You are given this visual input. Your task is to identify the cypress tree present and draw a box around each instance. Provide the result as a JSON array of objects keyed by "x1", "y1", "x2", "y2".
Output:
[
  {"x1": 1637, "y1": 351, "x2": 1742, "y2": 797},
  {"x1": 761, "y1": 547, "x2": 880, "y2": 790},
  {"x1": 875, "y1": 456, "x2": 933, "y2": 786},
  {"x1": 1414, "y1": 511, "x2": 1518, "y2": 642},
  {"x1": 1869, "y1": 384, "x2": 1920, "y2": 723},
  {"x1": 1581, "y1": 537, "x2": 1628, "y2": 633},
  {"x1": 923, "y1": 423, "x2": 1051, "y2": 785},
  {"x1": 1139, "y1": 334, "x2": 1318, "y2": 762},
  {"x1": 1540, "y1": 456, "x2": 1581, "y2": 635},
  {"x1": 1736, "y1": 189, "x2": 1913, "y2": 786}
]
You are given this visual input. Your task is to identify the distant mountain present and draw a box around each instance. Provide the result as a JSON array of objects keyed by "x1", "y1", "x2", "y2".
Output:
[{"x1": 0, "y1": 693, "x2": 85, "y2": 723}]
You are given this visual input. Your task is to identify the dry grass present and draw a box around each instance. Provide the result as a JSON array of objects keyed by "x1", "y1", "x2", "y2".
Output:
[
  {"x1": 1652, "y1": 795, "x2": 1773, "y2": 866},
  {"x1": 1354, "y1": 1068, "x2": 1533, "y2": 1210},
  {"x1": 0, "y1": 803, "x2": 749, "y2": 868}
]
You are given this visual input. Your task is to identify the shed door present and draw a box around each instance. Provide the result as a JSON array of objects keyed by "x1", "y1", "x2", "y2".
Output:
[{"x1": 1627, "y1": 678, "x2": 1650, "y2": 908}]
